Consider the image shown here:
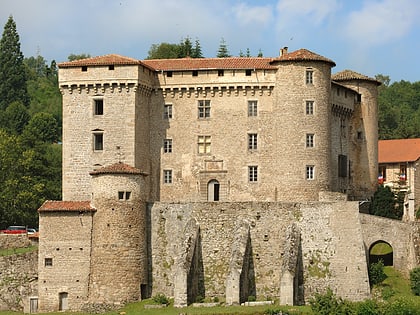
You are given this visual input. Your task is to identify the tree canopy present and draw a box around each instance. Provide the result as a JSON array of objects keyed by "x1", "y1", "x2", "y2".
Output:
[
  {"x1": 0, "y1": 16, "x2": 29, "y2": 110},
  {"x1": 147, "y1": 37, "x2": 203, "y2": 59},
  {"x1": 0, "y1": 17, "x2": 62, "y2": 228}
]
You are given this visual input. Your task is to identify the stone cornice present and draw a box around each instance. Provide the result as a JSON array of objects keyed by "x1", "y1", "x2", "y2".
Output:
[
  {"x1": 59, "y1": 82, "x2": 153, "y2": 96},
  {"x1": 156, "y1": 85, "x2": 274, "y2": 98}
]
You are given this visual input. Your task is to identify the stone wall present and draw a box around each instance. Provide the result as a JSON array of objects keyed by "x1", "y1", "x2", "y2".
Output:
[
  {"x1": 0, "y1": 236, "x2": 38, "y2": 312},
  {"x1": 359, "y1": 213, "x2": 419, "y2": 275},
  {"x1": 149, "y1": 201, "x2": 370, "y2": 304}
]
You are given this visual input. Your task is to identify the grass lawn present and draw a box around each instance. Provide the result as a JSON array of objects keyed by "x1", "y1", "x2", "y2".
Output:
[
  {"x1": 0, "y1": 245, "x2": 37, "y2": 256},
  {"x1": 370, "y1": 242, "x2": 393, "y2": 255}
]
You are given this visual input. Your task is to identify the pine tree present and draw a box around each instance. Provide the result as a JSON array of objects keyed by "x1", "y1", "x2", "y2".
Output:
[
  {"x1": 0, "y1": 16, "x2": 29, "y2": 110},
  {"x1": 217, "y1": 38, "x2": 230, "y2": 58},
  {"x1": 192, "y1": 39, "x2": 203, "y2": 58}
]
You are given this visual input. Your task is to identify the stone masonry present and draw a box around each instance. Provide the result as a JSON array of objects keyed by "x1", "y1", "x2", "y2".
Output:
[{"x1": 33, "y1": 47, "x2": 419, "y2": 312}]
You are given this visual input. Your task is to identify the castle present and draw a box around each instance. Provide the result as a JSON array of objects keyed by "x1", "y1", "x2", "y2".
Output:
[{"x1": 36, "y1": 47, "x2": 416, "y2": 312}]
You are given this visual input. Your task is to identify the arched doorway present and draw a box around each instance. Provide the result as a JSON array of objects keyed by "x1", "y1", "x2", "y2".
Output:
[
  {"x1": 207, "y1": 179, "x2": 220, "y2": 201},
  {"x1": 369, "y1": 240, "x2": 393, "y2": 266}
]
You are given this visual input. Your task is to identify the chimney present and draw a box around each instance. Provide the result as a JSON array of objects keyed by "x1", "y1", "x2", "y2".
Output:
[{"x1": 280, "y1": 46, "x2": 288, "y2": 56}]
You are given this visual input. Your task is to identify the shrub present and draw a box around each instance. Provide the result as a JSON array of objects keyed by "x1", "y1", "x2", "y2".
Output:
[
  {"x1": 369, "y1": 260, "x2": 387, "y2": 286},
  {"x1": 195, "y1": 295, "x2": 204, "y2": 303},
  {"x1": 152, "y1": 293, "x2": 169, "y2": 305},
  {"x1": 383, "y1": 298, "x2": 419, "y2": 315},
  {"x1": 248, "y1": 295, "x2": 256, "y2": 302},
  {"x1": 309, "y1": 288, "x2": 355, "y2": 315},
  {"x1": 410, "y1": 267, "x2": 420, "y2": 296},
  {"x1": 356, "y1": 299, "x2": 382, "y2": 315}
]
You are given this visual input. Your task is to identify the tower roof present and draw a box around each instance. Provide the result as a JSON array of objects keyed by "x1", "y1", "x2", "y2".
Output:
[
  {"x1": 38, "y1": 200, "x2": 95, "y2": 212},
  {"x1": 58, "y1": 54, "x2": 151, "y2": 68},
  {"x1": 270, "y1": 48, "x2": 336, "y2": 67},
  {"x1": 89, "y1": 162, "x2": 148, "y2": 176},
  {"x1": 332, "y1": 69, "x2": 381, "y2": 85}
]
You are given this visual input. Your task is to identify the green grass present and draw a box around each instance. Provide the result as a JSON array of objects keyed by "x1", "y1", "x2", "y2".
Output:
[
  {"x1": 0, "y1": 245, "x2": 38, "y2": 256},
  {"x1": 370, "y1": 242, "x2": 393, "y2": 255}
]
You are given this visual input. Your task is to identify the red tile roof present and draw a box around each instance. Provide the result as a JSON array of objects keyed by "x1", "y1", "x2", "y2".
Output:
[
  {"x1": 142, "y1": 57, "x2": 277, "y2": 71},
  {"x1": 332, "y1": 69, "x2": 381, "y2": 85},
  {"x1": 58, "y1": 54, "x2": 142, "y2": 68},
  {"x1": 270, "y1": 48, "x2": 336, "y2": 67},
  {"x1": 378, "y1": 138, "x2": 420, "y2": 163},
  {"x1": 38, "y1": 200, "x2": 95, "y2": 212},
  {"x1": 57, "y1": 49, "x2": 336, "y2": 71},
  {"x1": 89, "y1": 162, "x2": 148, "y2": 176}
]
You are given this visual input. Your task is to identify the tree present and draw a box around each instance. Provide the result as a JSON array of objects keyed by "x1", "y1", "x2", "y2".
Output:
[
  {"x1": 369, "y1": 185, "x2": 402, "y2": 219},
  {"x1": 0, "y1": 16, "x2": 30, "y2": 110},
  {"x1": 147, "y1": 43, "x2": 180, "y2": 59},
  {"x1": 192, "y1": 39, "x2": 203, "y2": 58},
  {"x1": 179, "y1": 36, "x2": 193, "y2": 57},
  {"x1": 217, "y1": 38, "x2": 230, "y2": 58},
  {"x1": 22, "y1": 112, "x2": 59, "y2": 146},
  {"x1": 410, "y1": 267, "x2": 420, "y2": 296},
  {"x1": 1, "y1": 101, "x2": 30, "y2": 134},
  {"x1": 67, "y1": 53, "x2": 91, "y2": 61}
]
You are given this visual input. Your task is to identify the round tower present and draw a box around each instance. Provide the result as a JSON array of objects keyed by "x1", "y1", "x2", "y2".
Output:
[
  {"x1": 270, "y1": 48, "x2": 336, "y2": 201},
  {"x1": 88, "y1": 162, "x2": 148, "y2": 304},
  {"x1": 332, "y1": 70, "x2": 380, "y2": 200}
]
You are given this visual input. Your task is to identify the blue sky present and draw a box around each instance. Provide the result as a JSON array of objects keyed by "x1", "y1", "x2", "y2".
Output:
[{"x1": 1, "y1": 0, "x2": 419, "y2": 82}]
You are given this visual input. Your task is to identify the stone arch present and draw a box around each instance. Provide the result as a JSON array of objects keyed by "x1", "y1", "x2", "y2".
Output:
[
  {"x1": 368, "y1": 240, "x2": 393, "y2": 266},
  {"x1": 207, "y1": 179, "x2": 220, "y2": 201}
]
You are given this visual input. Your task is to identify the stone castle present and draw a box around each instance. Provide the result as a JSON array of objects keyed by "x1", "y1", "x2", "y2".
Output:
[{"x1": 35, "y1": 47, "x2": 420, "y2": 312}]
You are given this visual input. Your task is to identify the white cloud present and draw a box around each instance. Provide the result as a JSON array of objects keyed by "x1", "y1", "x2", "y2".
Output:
[
  {"x1": 232, "y1": 3, "x2": 274, "y2": 26},
  {"x1": 276, "y1": 0, "x2": 340, "y2": 26},
  {"x1": 343, "y1": 0, "x2": 420, "y2": 46}
]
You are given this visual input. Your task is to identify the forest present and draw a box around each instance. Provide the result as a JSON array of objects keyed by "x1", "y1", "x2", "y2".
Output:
[{"x1": 0, "y1": 17, "x2": 419, "y2": 228}]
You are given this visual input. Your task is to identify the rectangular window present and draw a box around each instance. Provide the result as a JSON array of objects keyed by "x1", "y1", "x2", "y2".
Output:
[
  {"x1": 81, "y1": 66, "x2": 87, "y2": 72},
  {"x1": 93, "y1": 133, "x2": 103, "y2": 151},
  {"x1": 248, "y1": 133, "x2": 258, "y2": 150},
  {"x1": 306, "y1": 165, "x2": 315, "y2": 180},
  {"x1": 198, "y1": 100, "x2": 211, "y2": 119},
  {"x1": 338, "y1": 154, "x2": 348, "y2": 177},
  {"x1": 108, "y1": 65, "x2": 114, "y2": 70},
  {"x1": 164, "y1": 139, "x2": 172, "y2": 153},
  {"x1": 198, "y1": 136, "x2": 211, "y2": 154},
  {"x1": 118, "y1": 191, "x2": 124, "y2": 200},
  {"x1": 164, "y1": 104, "x2": 173, "y2": 119},
  {"x1": 94, "y1": 99, "x2": 103, "y2": 115},
  {"x1": 400, "y1": 164, "x2": 407, "y2": 181},
  {"x1": 306, "y1": 101, "x2": 314, "y2": 115},
  {"x1": 249, "y1": 165, "x2": 258, "y2": 182},
  {"x1": 306, "y1": 69, "x2": 313, "y2": 84},
  {"x1": 218, "y1": 70, "x2": 224, "y2": 76},
  {"x1": 192, "y1": 70, "x2": 198, "y2": 76},
  {"x1": 378, "y1": 165, "x2": 386, "y2": 182},
  {"x1": 119, "y1": 191, "x2": 131, "y2": 200},
  {"x1": 44, "y1": 258, "x2": 53, "y2": 267},
  {"x1": 163, "y1": 170, "x2": 172, "y2": 184},
  {"x1": 248, "y1": 100, "x2": 258, "y2": 117},
  {"x1": 166, "y1": 71, "x2": 173, "y2": 77},
  {"x1": 245, "y1": 69, "x2": 252, "y2": 76},
  {"x1": 306, "y1": 134, "x2": 314, "y2": 148}
]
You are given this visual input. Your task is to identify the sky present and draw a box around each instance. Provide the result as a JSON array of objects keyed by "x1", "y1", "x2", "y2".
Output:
[{"x1": 1, "y1": 0, "x2": 419, "y2": 83}]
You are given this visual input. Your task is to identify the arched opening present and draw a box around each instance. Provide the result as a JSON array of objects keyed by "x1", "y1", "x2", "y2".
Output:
[
  {"x1": 207, "y1": 179, "x2": 220, "y2": 201},
  {"x1": 369, "y1": 240, "x2": 393, "y2": 266}
]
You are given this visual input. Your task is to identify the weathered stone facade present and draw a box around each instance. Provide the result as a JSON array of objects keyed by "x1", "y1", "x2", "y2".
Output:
[{"x1": 34, "y1": 48, "x2": 419, "y2": 312}]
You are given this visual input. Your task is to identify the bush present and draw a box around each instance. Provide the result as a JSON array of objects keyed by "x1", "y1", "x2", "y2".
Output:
[
  {"x1": 356, "y1": 299, "x2": 382, "y2": 315},
  {"x1": 152, "y1": 293, "x2": 169, "y2": 305},
  {"x1": 369, "y1": 260, "x2": 387, "y2": 286},
  {"x1": 383, "y1": 298, "x2": 419, "y2": 315},
  {"x1": 309, "y1": 288, "x2": 355, "y2": 315},
  {"x1": 248, "y1": 295, "x2": 256, "y2": 302},
  {"x1": 410, "y1": 267, "x2": 420, "y2": 296}
]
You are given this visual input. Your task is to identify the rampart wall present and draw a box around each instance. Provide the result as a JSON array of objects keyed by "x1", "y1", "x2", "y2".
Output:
[{"x1": 149, "y1": 201, "x2": 370, "y2": 304}]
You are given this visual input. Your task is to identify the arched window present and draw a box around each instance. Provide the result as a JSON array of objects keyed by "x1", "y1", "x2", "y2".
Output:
[{"x1": 207, "y1": 179, "x2": 220, "y2": 201}]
